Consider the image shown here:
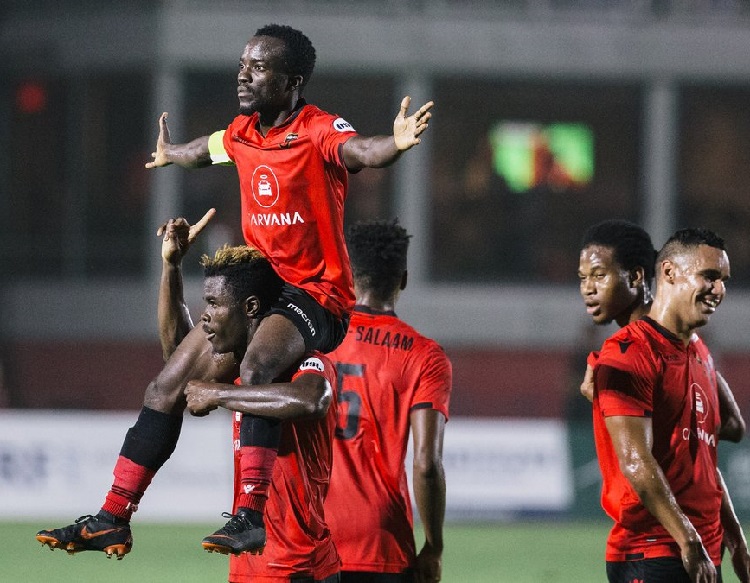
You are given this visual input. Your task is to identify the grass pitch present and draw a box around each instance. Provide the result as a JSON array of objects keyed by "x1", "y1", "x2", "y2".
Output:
[{"x1": 10, "y1": 520, "x2": 745, "y2": 582}]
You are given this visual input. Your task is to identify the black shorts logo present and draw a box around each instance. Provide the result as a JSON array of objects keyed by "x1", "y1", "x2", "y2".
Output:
[{"x1": 287, "y1": 302, "x2": 316, "y2": 337}]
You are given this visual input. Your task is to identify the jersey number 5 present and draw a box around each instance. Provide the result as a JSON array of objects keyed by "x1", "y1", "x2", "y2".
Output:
[{"x1": 335, "y1": 363, "x2": 364, "y2": 440}]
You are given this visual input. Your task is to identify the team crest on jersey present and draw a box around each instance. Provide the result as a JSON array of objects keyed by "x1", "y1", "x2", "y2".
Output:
[
  {"x1": 252, "y1": 165, "x2": 280, "y2": 207},
  {"x1": 692, "y1": 383, "x2": 710, "y2": 425},
  {"x1": 279, "y1": 133, "x2": 299, "y2": 149},
  {"x1": 332, "y1": 117, "x2": 354, "y2": 133},
  {"x1": 299, "y1": 357, "x2": 325, "y2": 373}
]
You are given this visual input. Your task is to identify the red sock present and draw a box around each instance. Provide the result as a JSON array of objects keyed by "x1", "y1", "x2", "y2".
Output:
[
  {"x1": 101, "y1": 456, "x2": 156, "y2": 521},
  {"x1": 236, "y1": 446, "x2": 277, "y2": 513}
]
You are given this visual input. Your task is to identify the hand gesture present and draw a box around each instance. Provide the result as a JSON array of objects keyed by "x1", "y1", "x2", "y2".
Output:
[
  {"x1": 185, "y1": 381, "x2": 219, "y2": 417},
  {"x1": 157, "y1": 208, "x2": 216, "y2": 265},
  {"x1": 145, "y1": 112, "x2": 173, "y2": 168},
  {"x1": 681, "y1": 541, "x2": 716, "y2": 583},
  {"x1": 414, "y1": 544, "x2": 442, "y2": 583},
  {"x1": 393, "y1": 96, "x2": 434, "y2": 151}
]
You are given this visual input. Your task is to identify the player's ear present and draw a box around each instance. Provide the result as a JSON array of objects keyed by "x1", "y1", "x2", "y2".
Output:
[
  {"x1": 660, "y1": 259, "x2": 676, "y2": 284},
  {"x1": 629, "y1": 267, "x2": 645, "y2": 290},
  {"x1": 288, "y1": 74, "x2": 303, "y2": 91},
  {"x1": 400, "y1": 270, "x2": 408, "y2": 291},
  {"x1": 244, "y1": 296, "x2": 261, "y2": 319}
]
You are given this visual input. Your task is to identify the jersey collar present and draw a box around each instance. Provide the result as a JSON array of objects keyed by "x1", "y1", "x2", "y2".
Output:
[
  {"x1": 354, "y1": 305, "x2": 397, "y2": 318},
  {"x1": 640, "y1": 316, "x2": 684, "y2": 347}
]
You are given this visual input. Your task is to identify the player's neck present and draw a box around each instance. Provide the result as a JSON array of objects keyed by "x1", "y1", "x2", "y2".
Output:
[
  {"x1": 257, "y1": 98, "x2": 303, "y2": 136},
  {"x1": 614, "y1": 300, "x2": 650, "y2": 328},
  {"x1": 355, "y1": 292, "x2": 397, "y2": 314}
]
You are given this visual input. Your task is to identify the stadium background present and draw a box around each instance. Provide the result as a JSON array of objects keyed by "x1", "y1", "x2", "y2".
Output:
[{"x1": 3, "y1": 1, "x2": 750, "y2": 580}]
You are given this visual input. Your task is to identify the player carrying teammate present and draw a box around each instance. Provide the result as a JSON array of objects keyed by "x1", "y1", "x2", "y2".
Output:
[{"x1": 144, "y1": 23, "x2": 433, "y2": 553}]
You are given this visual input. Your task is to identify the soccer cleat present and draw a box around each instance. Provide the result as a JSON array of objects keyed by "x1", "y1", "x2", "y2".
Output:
[
  {"x1": 201, "y1": 510, "x2": 266, "y2": 555},
  {"x1": 36, "y1": 514, "x2": 133, "y2": 560}
]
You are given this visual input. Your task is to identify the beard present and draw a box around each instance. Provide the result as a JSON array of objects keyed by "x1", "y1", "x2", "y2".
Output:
[{"x1": 238, "y1": 103, "x2": 256, "y2": 116}]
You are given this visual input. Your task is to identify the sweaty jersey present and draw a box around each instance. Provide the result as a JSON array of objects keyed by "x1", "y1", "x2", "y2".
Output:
[
  {"x1": 229, "y1": 352, "x2": 340, "y2": 582},
  {"x1": 209, "y1": 101, "x2": 357, "y2": 318},
  {"x1": 324, "y1": 306, "x2": 452, "y2": 573},
  {"x1": 592, "y1": 317, "x2": 723, "y2": 565}
]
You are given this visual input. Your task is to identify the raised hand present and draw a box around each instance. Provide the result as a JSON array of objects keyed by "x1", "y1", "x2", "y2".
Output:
[
  {"x1": 393, "y1": 96, "x2": 434, "y2": 151},
  {"x1": 145, "y1": 112, "x2": 173, "y2": 169},
  {"x1": 157, "y1": 208, "x2": 216, "y2": 265}
]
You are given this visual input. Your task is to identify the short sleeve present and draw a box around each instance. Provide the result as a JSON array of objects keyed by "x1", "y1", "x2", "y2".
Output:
[
  {"x1": 307, "y1": 112, "x2": 358, "y2": 167},
  {"x1": 290, "y1": 353, "x2": 337, "y2": 389},
  {"x1": 595, "y1": 337, "x2": 655, "y2": 418},
  {"x1": 411, "y1": 345, "x2": 452, "y2": 420}
]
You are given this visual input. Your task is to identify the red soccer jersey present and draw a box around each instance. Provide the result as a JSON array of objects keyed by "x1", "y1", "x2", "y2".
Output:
[
  {"x1": 216, "y1": 102, "x2": 357, "y2": 318},
  {"x1": 324, "y1": 307, "x2": 452, "y2": 573},
  {"x1": 229, "y1": 352, "x2": 340, "y2": 582},
  {"x1": 592, "y1": 318, "x2": 723, "y2": 565}
]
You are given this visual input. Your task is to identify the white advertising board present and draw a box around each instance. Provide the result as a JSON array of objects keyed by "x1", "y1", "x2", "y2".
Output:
[
  {"x1": 437, "y1": 417, "x2": 573, "y2": 519},
  {"x1": 0, "y1": 412, "x2": 573, "y2": 521},
  {"x1": 0, "y1": 410, "x2": 234, "y2": 521}
]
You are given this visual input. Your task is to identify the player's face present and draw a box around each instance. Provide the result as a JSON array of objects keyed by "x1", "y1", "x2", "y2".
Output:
[
  {"x1": 667, "y1": 244, "x2": 729, "y2": 330},
  {"x1": 237, "y1": 36, "x2": 294, "y2": 117},
  {"x1": 201, "y1": 276, "x2": 249, "y2": 355},
  {"x1": 578, "y1": 244, "x2": 639, "y2": 325}
]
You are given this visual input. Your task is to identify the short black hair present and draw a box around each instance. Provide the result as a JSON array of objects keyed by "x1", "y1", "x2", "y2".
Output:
[
  {"x1": 581, "y1": 219, "x2": 656, "y2": 282},
  {"x1": 201, "y1": 245, "x2": 282, "y2": 314},
  {"x1": 657, "y1": 227, "x2": 727, "y2": 264},
  {"x1": 347, "y1": 219, "x2": 411, "y2": 301},
  {"x1": 255, "y1": 23, "x2": 316, "y2": 90}
]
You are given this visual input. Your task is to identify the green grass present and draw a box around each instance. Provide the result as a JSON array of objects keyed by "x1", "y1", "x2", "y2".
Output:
[{"x1": 9, "y1": 521, "x2": 745, "y2": 582}]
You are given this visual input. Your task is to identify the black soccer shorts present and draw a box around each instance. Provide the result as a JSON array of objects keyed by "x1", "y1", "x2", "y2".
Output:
[
  {"x1": 267, "y1": 282, "x2": 349, "y2": 354},
  {"x1": 606, "y1": 557, "x2": 722, "y2": 583}
]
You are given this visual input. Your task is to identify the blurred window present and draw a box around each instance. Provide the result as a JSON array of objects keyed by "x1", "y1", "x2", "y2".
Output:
[
  {"x1": 429, "y1": 80, "x2": 641, "y2": 283},
  {"x1": 2, "y1": 73, "x2": 150, "y2": 278},
  {"x1": 678, "y1": 85, "x2": 750, "y2": 287}
]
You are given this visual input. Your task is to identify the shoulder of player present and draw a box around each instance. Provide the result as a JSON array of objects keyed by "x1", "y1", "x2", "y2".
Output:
[
  {"x1": 297, "y1": 103, "x2": 356, "y2": 133},
  {"x1": 599, "y1": 323, "x2": 651, "y2": 360}
]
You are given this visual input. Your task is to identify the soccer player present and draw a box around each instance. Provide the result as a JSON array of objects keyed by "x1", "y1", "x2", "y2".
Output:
[
  {"x1": 323, "y1": 220, "x2": 452, "y2": 583},
  {"x1": 591, "y1": 227, "x2": 750, "y2": 583},
  {"x1": 577, "y1": 219, "x2": 745, "y2": 443},
  {"x1": 145, "y1": 23, "x2": 433, "y2": 552},
  {"x1": 38, "y1": 218, "x2": 341, "y2": 581}
]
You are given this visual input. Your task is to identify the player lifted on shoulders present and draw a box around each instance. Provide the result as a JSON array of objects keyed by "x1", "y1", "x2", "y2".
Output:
[{"x1": 144, "y1": 23, "x2": 433, "y2": 554}]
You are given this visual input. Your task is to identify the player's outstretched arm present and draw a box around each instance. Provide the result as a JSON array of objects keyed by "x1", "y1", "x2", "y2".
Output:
[
  {"x1": 342, "y1": 96, "x2": 434, "y2": 170},
  {"x1": 718, "y1": 468, "x2": 750, "y2": 582},
  {"x1": 717, "y1": 371, "x2": 746, "y2": 443},
  {"x1": 605, "y1": 415, "x2": 716, "y2": 582},
  {"x1": 145, "y1": 112, "x2": 212, "y2": 169},
  {"x1": 156, "y1": 209, "x2": 216, "y2": 360},
  {"x1": 184, "y1": 373, "x2": 332, "y2": 420},
  {"x1": 411, "y1": 408, "x2": 446, "y2": 583}
]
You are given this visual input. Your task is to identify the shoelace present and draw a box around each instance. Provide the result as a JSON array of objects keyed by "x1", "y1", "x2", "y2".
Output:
[
  {"x1": 217, "y1": 511, "x2": 254, "y2": 534},
  {"x1": 47, "y1": 515, "x2": 96, "y2": 538}
]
